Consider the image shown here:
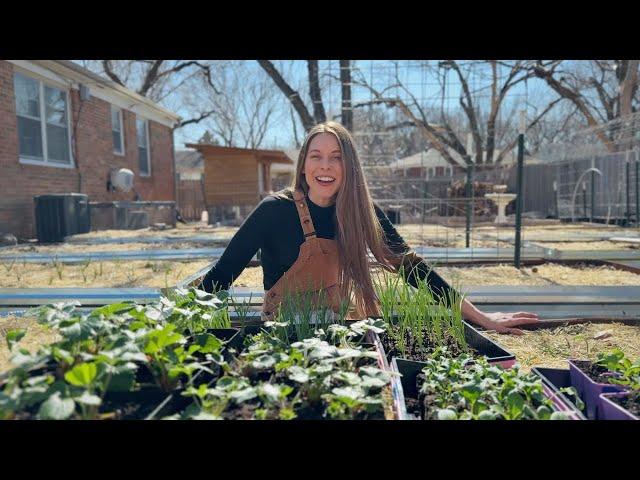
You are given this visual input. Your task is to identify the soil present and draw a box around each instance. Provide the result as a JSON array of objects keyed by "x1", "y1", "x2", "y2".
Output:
[
  {"x1": 609, "y1": 390, "x2": 640, "y2": 418},
  {"x1": 380, "y1": 328, "x2": 469, "y2": 363},
  {"x1": 0, "y1": 260, "x2": 212, "y2": 288},
  {"x1": 572, "y1": 359, "x2": 620, "y2": 384}
]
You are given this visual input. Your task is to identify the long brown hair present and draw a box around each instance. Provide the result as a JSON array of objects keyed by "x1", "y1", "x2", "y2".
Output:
[{"x1": 282, "y1": 121, "x2": 400, "y2": 318}]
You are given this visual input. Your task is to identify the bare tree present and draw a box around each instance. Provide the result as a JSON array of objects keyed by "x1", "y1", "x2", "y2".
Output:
[
  {"x1": 80, "y1": 60, "x2": 223, "y2": 130},
  {"x1": 258, "y1": 60, "x2": 354, "y2": 134},
  {"x1": 185, "y1": 61, "x2": 279, "y2": 149},
  {"x1": 526, "y1": 60, "x2": 640, "y2": 149},
  {"x1": 349, "y1": 60, "x2": 561, "y2": 169}
]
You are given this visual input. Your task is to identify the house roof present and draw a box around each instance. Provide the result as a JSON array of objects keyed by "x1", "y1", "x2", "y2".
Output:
[
  {"x1": 175, "y1": 149, "x2": 203, "y2": 171},
  {"x1": 389, "y1": 147, "x2": 519, "y2": 169},
  {"x1": 185, "y1": 144, "x2": 294, "y2": 165},
  {"x1": 10, "y1": 60, "x2": 181, "y2": 128}
]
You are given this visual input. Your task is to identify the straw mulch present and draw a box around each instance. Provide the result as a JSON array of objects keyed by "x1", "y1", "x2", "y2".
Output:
[
  {"x1": 0, "y1": 260, "x2": 212, "y2": 289},
  {"x1": 483, "y1": 322, "x2": 640, "y2": 371},
  {"x1": 0, "y1": 315, "x2": 60, "y2": 373},
  {"x1": 532, "y1": 241, "x2": 639, "y2": 251},
  {"x1": 437, "y1": 263, "x2": 640, "y2": 287}
]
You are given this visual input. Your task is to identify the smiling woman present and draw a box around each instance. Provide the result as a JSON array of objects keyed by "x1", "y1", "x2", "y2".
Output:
[{"x1": 201, "y1": 121, "x2": 539, "y2": 333}]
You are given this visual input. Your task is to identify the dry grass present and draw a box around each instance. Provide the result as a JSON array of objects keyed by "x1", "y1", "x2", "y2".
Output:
[
  {"x1": 0, "y1": 260, "x2": 212, "y2": 288},
  {"x1": 0, "y1": 315, "x2": 60, "y2": 373},
  {"x1": 68, "y1": 223, "x2": 239, "y2": 240},
  {"x1": 483, "y1": 322, "x2": 640, "y2": 371},
  {"x1": 532, "y1": 241, "x2": 639, "y2": 251},
  {"x1": 0, "y1": 242, "x2": 211, "y2": 255},
  {"x1": 227, "y1": 263, "x2": 640, "y2": 290},
  {"x1": 233, "y1": 267, "x2": 265, "y2": 288},
  {"x1": 438, "y1": 263, "x2": 640, "y2": 287}
]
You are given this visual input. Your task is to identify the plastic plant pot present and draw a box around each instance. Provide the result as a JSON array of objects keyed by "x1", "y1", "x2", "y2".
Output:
[
  {"x1": 388, "y1": 321, "x2": 516, "y2": 400},
  {"x1": 103, "y1": 387, "x2": 191, "y2": 420},
  {"x1": 568, "y1": 359, "x2": 627, "y2": 420},
  {"x1": 531, "y1": 367, "x2": 586, "y2": 420},
  {"x1": 366, "y1": 330, "x2": 403, "y2": 420},
  {"x1": 599, "y1": 392, "x2": 639, "y2": 421}
]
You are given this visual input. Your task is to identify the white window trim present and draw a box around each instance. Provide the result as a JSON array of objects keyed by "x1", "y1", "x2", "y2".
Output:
[
  {"x1": 137, "y1": 117, "x2": 151, "y2": 177},
  {"x1": 112, "y1": 106, "x2": 125, "y2": 156},
  {"x1": 15, "y1": 72, "x2": 75, "y2": 169}
]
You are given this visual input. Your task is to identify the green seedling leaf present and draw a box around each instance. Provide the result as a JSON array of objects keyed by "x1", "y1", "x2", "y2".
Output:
[
  {"x1": 193, "y1": 333, "x2": 223, "y2": 354},
  {"x1": 437, "y1": 408, "x2": 457, "y2": 420},
  {"x1": 287, "y1": 366, "x2": 310, "y2": 383},
  {"x1": 64, "y1": 363, "x2": 98, "y2": 387},
  {"x1": 75, "y1": 391, "x2": 102, "y2": 407},
  {"x1": 38, "y1": 392, "x2": 75, "y2": 420},
  {"x1": 5, "y1": 329, "x2": 26, "y2": 351}
]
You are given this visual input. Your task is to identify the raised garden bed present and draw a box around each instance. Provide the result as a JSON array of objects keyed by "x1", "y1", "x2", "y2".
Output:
[
  {"x1": 0, "y1": 260, "x2": 212, "y2": 289},
  {"x1": 599, "y1": 391, "x2": 640, "y2": 420}
]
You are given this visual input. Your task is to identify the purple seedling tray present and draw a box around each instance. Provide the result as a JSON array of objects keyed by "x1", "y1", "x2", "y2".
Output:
[
  {"x1": 599, "y1": 392, "x2": 639, "y2": 420},
  {"x1": 568, "y1": 359, "x2": 627, "y2": 420}
]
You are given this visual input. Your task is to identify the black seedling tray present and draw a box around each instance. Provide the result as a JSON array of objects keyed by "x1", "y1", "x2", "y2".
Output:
[
  {"x1": 531, "y1": 367, "x2": 587, "y2": 420},
  {"x1": 391, "y1": 321, "x2": 516, "y2": 399}
]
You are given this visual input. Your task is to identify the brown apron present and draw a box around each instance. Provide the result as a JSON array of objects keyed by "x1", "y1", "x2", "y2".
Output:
[{"x1": 261, "y1": 189, "x2": 348, "y2": 322}]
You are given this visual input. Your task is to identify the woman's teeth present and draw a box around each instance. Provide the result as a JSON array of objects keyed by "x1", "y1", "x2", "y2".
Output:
[{"x1": 315, "y1": 176, "x2": 335, "y2": 184}]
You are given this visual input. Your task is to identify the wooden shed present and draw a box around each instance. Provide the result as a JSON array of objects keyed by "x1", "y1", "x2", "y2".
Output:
[{"x1": 185, "y1": 144, "x2": 294, "y2": 224}]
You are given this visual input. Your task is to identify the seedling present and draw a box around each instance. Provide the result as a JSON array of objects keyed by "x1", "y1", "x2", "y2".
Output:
[
  {"x1": 80, "y1": 259, "x2": 92, "y2": 284},
  {"x1": 51, "y1": 256, "x2": 64, "y2": 280},
  {"x1": 374, "y1": 262, "x2": 468, "y2": 361},
  {"x1": 2, "y1": 257, "x2": 17, "y2": 274},
  {"x1": 417, "y1": 347, "x2": 569, "y2": 420}
]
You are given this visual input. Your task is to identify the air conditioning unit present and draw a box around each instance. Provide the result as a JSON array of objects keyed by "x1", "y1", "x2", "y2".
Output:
[{"x1": 110, "y1": 168, "x2": 134, "y2": 192}]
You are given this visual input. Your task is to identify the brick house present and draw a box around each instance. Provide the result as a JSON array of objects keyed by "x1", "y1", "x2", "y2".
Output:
[{"x1": 0, "y1": 60, "x2": 181, "y2": 239}]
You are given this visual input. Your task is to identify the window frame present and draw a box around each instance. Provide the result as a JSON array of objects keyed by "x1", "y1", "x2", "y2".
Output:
[
  {"x1": 14, "y1": 71, "x2": 74, "y2": 169},
  {"x1": 136, "y1": 116, "x2": 151, "y2": 177},
  {"x1": 111, "y1": 105, "x2": 125, "y2": 156}
]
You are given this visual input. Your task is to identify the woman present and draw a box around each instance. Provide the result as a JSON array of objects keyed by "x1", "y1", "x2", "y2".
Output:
[{"x1": 202, "y1": 121, "x2": 540, "y2": 335}]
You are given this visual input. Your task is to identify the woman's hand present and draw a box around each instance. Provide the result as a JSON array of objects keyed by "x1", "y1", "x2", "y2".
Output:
[{"x1": 477, "y1": 311, "x2": 540, "y2": 335}]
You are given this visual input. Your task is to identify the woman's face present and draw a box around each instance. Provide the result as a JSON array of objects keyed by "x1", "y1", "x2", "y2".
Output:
[{"x1": 303, "y1": 133, "x2": 344, "y2": 206}]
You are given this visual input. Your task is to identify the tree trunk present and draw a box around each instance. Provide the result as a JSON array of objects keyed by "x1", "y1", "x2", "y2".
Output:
[
  {"x1": 307, "y1": 60, "x2": 326, "y2": 124},
  {"x1": 339, "y1": 60, "x2": 353, "y2": 131},
  {"x1": 619, "y1": 60, "x2": 639, "y2": 117},
  {"x1": 258, "y1": 60, "x2": 316, "y2": 131}
]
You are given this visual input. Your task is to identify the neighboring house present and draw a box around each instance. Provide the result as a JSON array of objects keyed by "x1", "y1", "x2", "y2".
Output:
[
  {"x1": 175, "y1": 149, "x2": 204, "y2": 180},
  {"x1": 185, "y1": 144, "x2": 294, "y2": 224},
  {"x1": 390, "y1": 147, "x2": 518, "y2": 179},
  {"x1": 0, "y1": 60, "x2": 180, "y2": 239},
  {"x1": 175, "y1": 149, "x2": 205, "y2": 221}
]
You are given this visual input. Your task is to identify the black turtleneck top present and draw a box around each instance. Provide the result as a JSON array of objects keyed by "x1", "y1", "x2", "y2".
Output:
[{"x1": 201, "y1": 191, "x2": 454, "y2": 300}]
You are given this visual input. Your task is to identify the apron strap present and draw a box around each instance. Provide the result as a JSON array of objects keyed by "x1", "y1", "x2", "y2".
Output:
[{"x1": 293, "y1": 189, "x2": 317, "y2": 240}]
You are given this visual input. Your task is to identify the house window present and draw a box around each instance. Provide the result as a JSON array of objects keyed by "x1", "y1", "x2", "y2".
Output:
[
  {"x1": 14, "y1": 72, "x2": 72, "y2": 166},
  {"x1": 435, "y1": 166, "x2": 444, "y2": 177},
  {"x1": 111, "y1": 106, "x2": 124, "y2": 155},
  {"x1": 136, "y1": 117, "x2": 150, "y2": 176}
]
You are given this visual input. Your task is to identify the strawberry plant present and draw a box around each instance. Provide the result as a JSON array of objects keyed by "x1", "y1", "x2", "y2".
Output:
[{"x1": 415, "y1": 347, "x2": 574, "y2": 420}]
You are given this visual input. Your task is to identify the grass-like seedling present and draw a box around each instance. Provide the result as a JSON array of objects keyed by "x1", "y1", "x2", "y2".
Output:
[
  {"x1": 2, "y1": 257, "x2": 17, "y2": 274},
  {"x1": 80, "y1": 259, "x2": 92, "y2": 284},
  {"x1": 51, "y1": 256, "x2": 64, "y2": 280},
  {"x1": 271, "y1": 281, "x2": 346, "y2": 344},
  {"x1": 374, "y1": 261, "x2": 467, "y2": 361}
]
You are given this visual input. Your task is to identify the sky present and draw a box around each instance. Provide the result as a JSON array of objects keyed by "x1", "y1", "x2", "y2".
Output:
[{"x1": 74, "y1": 60, "x2": 553, "y2": 152}]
